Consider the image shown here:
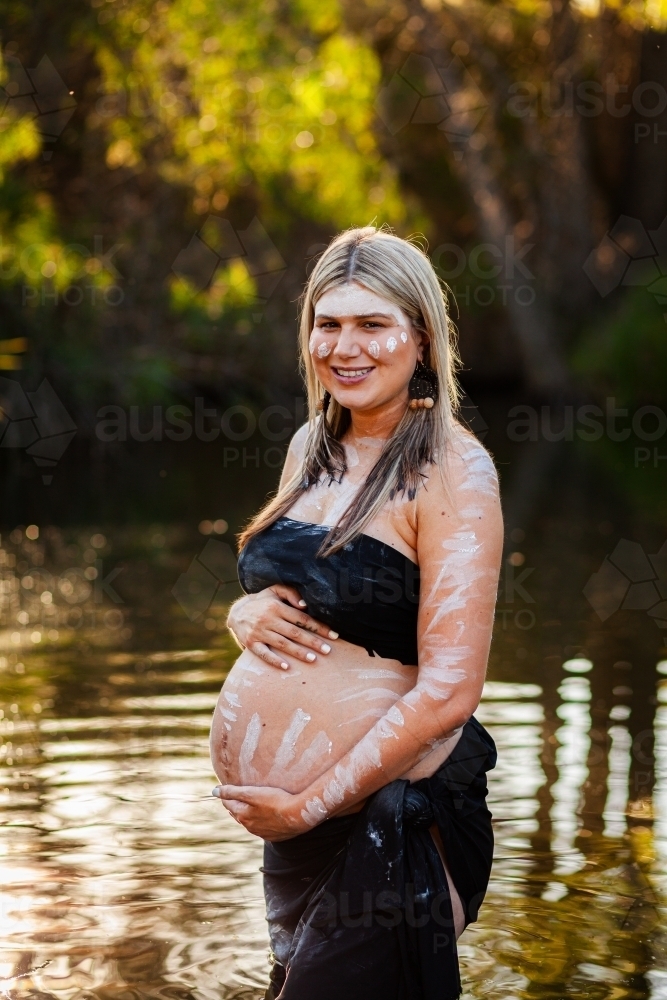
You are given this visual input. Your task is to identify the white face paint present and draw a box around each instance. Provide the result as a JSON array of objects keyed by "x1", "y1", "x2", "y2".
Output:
[
  {"x1": 317, "y1": 341, "x2": 331, "y2": 358},
  {"x1": 308, "y1": 332, "x2": 317, "y2": 354},
  {"x1": 386, "y1": 336, "x2": 397, "y2": 353},
  {"x1": 400, "y1": 331, "x2": 408, "y2": 343},
  {"x1": 368, "y1": 340, "x2": 380, "y2": 359}
]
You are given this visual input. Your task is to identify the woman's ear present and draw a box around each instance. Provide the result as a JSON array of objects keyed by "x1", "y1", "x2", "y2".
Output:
[{"x1": 415, "y1": 329, "x2": 430, "y2": 364}]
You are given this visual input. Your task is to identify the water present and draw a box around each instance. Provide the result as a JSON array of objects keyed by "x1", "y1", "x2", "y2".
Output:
[{"x1": 1, "y1": 396, "x2": 666, "y2": 999}]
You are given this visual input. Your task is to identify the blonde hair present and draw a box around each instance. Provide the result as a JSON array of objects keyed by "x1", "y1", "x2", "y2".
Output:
[{"x1": 239, "y1": 225, "x2": 461, "y2": 555}]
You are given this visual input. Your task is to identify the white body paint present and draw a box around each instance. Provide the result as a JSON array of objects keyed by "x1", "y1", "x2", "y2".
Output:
[
  {"x1": 386, "y1": 336, "x2": 397, "y2": 353},
  {"x1": 368, "y1": 340, "x2": 380, "y2": 359},
  {"x1": 317, "y1": 342, "x2": 331, "y2": 358},
  {"x1": 400, "y1": 331, "x2": 408, "y2": 343},
  {"x1": 267, "y1": 708, "x2": 311, "y2": 781},
  {"x1": 238, "y1": 712, "x2": 262, "y2": 784}
]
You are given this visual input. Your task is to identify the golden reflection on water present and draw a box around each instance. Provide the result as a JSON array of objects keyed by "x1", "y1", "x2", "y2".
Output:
[{"x1": 1, "y1": 525, "x2": 666, "y2": 999}]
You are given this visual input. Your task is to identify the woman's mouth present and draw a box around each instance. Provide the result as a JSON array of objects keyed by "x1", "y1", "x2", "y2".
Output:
[{"x1": 331, "y1": 366, "x2": 374, "y2": 384}]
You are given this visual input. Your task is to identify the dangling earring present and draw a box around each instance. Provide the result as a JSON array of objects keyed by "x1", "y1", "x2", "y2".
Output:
[
  {"x1": 316, "y1": 390, "x2": 331, "y2": 413},
  {"x1": 408, "y1": 361, "x2": 438, "y2": 410}
]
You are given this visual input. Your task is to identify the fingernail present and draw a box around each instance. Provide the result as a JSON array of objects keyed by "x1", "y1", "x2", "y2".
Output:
[
  {"x1": 298, "y1": 599, "x2": 307, "y2": 607},
  {"x1": 306, "y1": 652, "x2": 316, "y2": 662},
  {"x1": 211, "y1": 787, "x2": 221, "y2": 798},
  {"x1": 321, "y1": 643, "x2": 331, "y2": 654},
  {"x1": 281, "y1": 662, "x2": 289, "y2": 670},
  {"x1": 328, "y1": 631, "x2": 339, "y2": 639}
]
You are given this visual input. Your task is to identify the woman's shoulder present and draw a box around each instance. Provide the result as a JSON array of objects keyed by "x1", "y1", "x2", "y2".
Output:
[
  {"x1": 419, "y1": 422, "x2": 499, "y2": 514},
  {"x1": 286, "y1": 419, "x2": 316, "y2": 461},
  {"x1": 280, "y1": 419, "x2": 318, "y2": 485},
  {"x1": 445, "y1": 422, "x2": 499, "y2": 497}
]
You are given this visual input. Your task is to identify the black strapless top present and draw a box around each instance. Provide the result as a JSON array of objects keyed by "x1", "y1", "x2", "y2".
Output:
[{"x1": 237, "y1": 517, "x2": 420, "y2": 665}]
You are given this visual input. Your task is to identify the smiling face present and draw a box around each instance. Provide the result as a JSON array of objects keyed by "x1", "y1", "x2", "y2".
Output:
[{"x1": 309, "y1": 282, "x2": 424, "y2": 414}]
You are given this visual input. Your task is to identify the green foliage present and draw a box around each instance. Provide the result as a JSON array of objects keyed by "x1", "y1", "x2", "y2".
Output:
[
  {"x1": 0, "y1": 0, "x2": 665, "y2": 409},
  {"x1": 573, "y1": 286, "x2": 667, "y2": 407},
  {"x1": 92, "y1": 0, "x2": 402, "y2": 232},
  {"x1": 0, "y1": 1, "x2": 409, "y2": 405}
]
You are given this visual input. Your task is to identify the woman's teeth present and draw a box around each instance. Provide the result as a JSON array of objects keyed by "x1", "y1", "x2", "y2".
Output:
[{"x1": 333, "y1": 367, "x2": 373, "y2": 379}]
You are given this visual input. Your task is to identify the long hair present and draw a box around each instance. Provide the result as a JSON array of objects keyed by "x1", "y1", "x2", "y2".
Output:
[{"x1": 238, "y1": 225, "x2": 461, "y2": 556}]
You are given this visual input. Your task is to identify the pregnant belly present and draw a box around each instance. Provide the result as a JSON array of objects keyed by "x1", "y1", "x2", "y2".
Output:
[{"x1": 210, "y1": 640, "x2": 417, "y2": 794}]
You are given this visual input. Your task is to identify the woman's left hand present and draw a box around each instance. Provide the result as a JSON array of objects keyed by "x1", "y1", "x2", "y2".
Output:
[{"x1": 213, "y1": 784, "x2": 311, "y2": 841}]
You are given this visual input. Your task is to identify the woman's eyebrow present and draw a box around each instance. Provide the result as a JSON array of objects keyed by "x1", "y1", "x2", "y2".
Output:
[{"x1": 314, "y1": 312, "x2": 398, "y2": 321}]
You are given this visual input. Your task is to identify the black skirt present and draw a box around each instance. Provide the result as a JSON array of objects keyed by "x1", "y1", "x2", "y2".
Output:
[{"x1": 261, "y1": 716, "x2": 496, "y2": 1000}]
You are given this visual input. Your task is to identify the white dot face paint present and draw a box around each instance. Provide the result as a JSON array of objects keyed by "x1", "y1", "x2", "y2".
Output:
[
  {"x1": 400, "y1": 331, "x2": 408, "y2": 343},
  {"x1": 386, "y1": 336, "x2": 397, "y2": 353},
  {"x1": 317, "y1": 342, "x2": 331, "y2": 358},
  {"x1": 308, "y1": 332, "x2": 316, "y2": 354},
  {"x1": 368, "y1": 340, "x2": 380, "y2": 359}
]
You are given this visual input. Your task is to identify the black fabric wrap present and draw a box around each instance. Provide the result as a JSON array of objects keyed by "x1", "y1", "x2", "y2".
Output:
[
  {"x1": 261, "y1": 717, "x2": 496, "y2": 1000},
  {"x1": 237, "y1": 516, "x2": 421, "y2": 665}
]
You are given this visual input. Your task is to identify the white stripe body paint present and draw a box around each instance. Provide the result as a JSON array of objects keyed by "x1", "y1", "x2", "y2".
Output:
[
  {"x1": 238, "y1": 712, "x2": 262, "y2": 784},
  {"x1": 267, "y1": 708, "x2": 311, "y2": 781},
  {"x1": 286, "y1": 730, "x2": 333, "y2": 783},
  {"x1": 334, "y1": 687, "x2": 401, "y2": 704}
]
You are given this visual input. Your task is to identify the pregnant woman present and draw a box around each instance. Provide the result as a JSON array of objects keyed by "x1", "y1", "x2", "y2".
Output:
[{"x1": 210, "y1": 227, "x2": 503, "y2": 999}]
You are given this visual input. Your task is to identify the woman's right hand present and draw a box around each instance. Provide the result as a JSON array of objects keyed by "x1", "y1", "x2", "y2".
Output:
[{"x1": 226, "y1": 585, "x2": 338, "y2": 670}]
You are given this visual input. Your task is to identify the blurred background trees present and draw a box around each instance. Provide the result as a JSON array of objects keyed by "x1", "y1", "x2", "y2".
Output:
[{"x1": 0, "y1": 0, "x2": 666, "y2": 422}]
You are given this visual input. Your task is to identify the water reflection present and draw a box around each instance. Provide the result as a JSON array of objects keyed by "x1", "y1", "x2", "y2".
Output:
[{"x1": 1, "y1": 424, "x2": 666, "y2": 998}]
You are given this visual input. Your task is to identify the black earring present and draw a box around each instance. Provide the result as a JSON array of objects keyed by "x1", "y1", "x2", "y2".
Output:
[
  {"x1": 408, "y1": 361, "x2": 438, "y2": 410},
  {"x1": 316, "y1": 390, "x2": 331, "y2": 413}
]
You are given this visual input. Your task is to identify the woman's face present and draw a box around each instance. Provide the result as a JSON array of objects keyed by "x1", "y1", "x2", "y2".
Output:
[{"x1": 309, "y1": 282, "x2": 424, "y2": 414}]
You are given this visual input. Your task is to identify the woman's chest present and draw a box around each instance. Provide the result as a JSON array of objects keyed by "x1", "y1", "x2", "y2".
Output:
[{"x1": 287, "y1": 477, "x2": 418, "y2": 564}]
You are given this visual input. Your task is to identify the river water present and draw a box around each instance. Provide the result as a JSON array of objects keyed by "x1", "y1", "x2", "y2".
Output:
[{"x1": 1, "y1": 393, "x2": 666, "y2": 999}]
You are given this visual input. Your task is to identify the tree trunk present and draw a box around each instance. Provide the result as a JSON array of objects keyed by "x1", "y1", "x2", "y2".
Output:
[{"x1": 432, "y1": 45, "x2": 572, "y2": 394}]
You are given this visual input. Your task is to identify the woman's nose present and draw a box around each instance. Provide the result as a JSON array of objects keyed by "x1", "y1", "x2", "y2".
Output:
[{"x1": 332, "y1": 325, "x2": 362, "y2": 359}]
